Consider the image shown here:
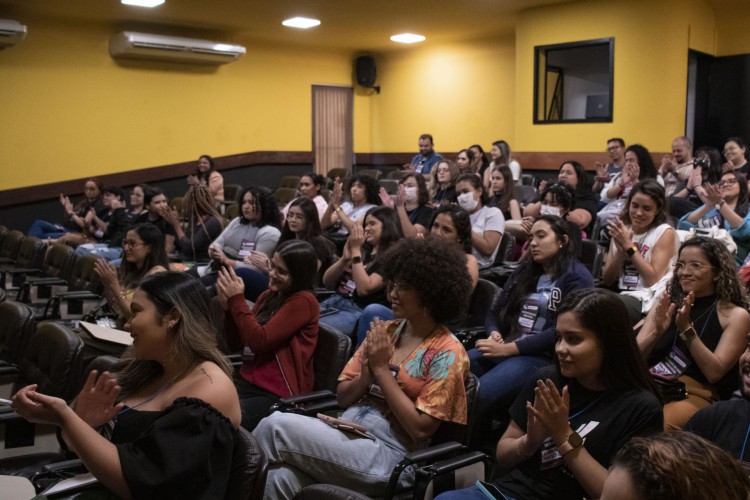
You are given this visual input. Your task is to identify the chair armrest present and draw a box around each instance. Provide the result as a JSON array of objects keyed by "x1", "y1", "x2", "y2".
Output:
[
  {"x1": 42, "y1": 458, "x2": 85, "y2": 473},
  {"x1": 1, "y1": 268, "x2": 40, "y2": 275},
  {"x1": 25, "y1": 276, "x2": 67, "y2": 286},
  {"x1": 279, "y1": 390, "x2": 336, "y2": 406},
  {"x1": 386, "y1": 442, "x2": 469, "y2": 498},
  {"x1": 0, "y1": 409, "x2": 21, "y2": 421},
  {"x1": 270, "y1": 390, "x2": 339, "y2": 415},
  {"x1": 56, "y1": 290, "x2": 101, "y2": 299},
  {"x1": 420, "y1": 450, "x2": 491, "y2": 477}
]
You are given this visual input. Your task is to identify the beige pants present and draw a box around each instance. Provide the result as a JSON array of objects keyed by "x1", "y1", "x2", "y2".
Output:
[{"x1": 663, "y1": 375, "x2": 717, "y2": 430}]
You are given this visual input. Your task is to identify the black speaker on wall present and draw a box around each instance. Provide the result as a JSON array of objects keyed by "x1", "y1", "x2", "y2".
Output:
[{"x1": 355, "y1": 55, "x2": 377, "y2": 88}]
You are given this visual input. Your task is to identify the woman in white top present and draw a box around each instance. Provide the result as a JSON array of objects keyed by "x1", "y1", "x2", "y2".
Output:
[
  {"x1": 484, "y1": 140, "x2": 522, "y2": 188},
  {"x1": 281, "y1": 172, "x2": 329, "y2": 222},
  {"x1": 321, "y1": 174, "x2": 381, "y2": 238},
  {"x1": 602, "y1": 179, "x2": 677, "y2": 321},
  {"x1": 455, "y1": 173, "x2": 505, "y2": 269}
]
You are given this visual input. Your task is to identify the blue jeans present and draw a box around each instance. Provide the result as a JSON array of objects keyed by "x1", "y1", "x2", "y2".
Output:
[
  {"x1": 436, "y1": 485, "x2": 516, "y2": 500},
  {"x1": 75, "y1": 244, "x2": 123, "y2": 262},
  {"x1": 318, "y1": 294, "x2": 365, "y2": 339},
  {"x1": 354, "y1": 303, "x2": 394, "y2": 348},
  {"x1": 28, "y1": 220, "x2": 69, "y2": 239},
  {"x1": 253, "y1": 407, "x2": 412, "y2": 500},
  {"x1": 469, "y1": 349, "x2": 551, "y2": 439}
]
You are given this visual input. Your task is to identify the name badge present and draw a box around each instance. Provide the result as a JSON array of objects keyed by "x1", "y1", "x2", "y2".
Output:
[
  {"x1": 650, "y1": 345, "x2": 691, "y2": 380},
  {"x1": 239, "y1": 240, "x2": 255, "y2": 257},
  {"x1": 539, "y1": 436, "x2": 564, "y2": 470},
  {"x1": 518, "y1": 298, "x2": 540, "y2": 333},
  {"x1": 622, "y1": 263, "x2": 639, "y2": 289}
]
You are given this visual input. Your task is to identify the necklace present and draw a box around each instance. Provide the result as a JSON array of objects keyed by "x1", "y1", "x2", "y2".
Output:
[{"x1": 391, "y1": 321, "x2": 440, "y2": 367}]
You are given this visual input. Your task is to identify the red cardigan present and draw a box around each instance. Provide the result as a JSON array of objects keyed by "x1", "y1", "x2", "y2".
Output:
[{"x1": 223, "y1": 290, "x2": 319, "y2": 397}]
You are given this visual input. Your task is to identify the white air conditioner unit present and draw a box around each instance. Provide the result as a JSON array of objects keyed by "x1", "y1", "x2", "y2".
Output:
[
  {"x1": 109, "y1": 31, "x2": 245, "y2": 65},
  {"x1": 0, "y1": 19, "x2": 27, "y2": 50}
]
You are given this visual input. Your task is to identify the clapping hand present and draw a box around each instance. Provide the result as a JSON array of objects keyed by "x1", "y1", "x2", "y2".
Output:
[
  {"x1": 526, "y1": 380, "x2": 572, "y2": 447},
  {"x1": 74, "y1": 370, "x2": 124, "y2": 428},
  {"x1": 94, "y1": 259, "x2": 119, "y2": 292},
  {"x1": 347, "y1": 223, "x2": 366, "y2": 250},
  {"x1": 594, "y1": 162, "x2": 611, "y2": 183},
  {"x1": 607, "y1": 217, "x2": 634, "y2": 253},
  {"x1": 675, "y1": 290, "x2": 695, "y2": 333},
  {"x1": 216, "y1": 266, "x2": 245, "y2": 309},
  {"x1": 11, "y1": 385, "x2": 70, "y2": 427},
  {"x1": 365, "y1": 318, "x2": 394, "y2": 375},
  {"x1": 702, "y1": 182, "x2": 724, "y2": 206},
  {"x1": 330, "y1": 178, "x2": 343, "y2": 207},
  {"x1": 379, "y1": 187, "x2": 395, "y2": 208}
]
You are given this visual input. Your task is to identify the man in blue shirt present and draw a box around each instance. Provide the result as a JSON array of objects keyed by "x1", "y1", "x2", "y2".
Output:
[{"x1": 404, "y1": 133, "x2": 443, "y2": 175}]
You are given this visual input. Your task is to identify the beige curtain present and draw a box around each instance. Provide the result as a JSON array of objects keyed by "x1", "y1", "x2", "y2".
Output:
[{"x1": 312, "y1": 85, "x2": 353, "y2": 176}]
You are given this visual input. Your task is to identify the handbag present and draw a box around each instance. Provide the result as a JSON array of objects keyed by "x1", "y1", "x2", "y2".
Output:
[
  {"x1": 454, "y1": 327, "x2": 486, "y2": 350},
  {"x1": 651, "y1": 373, "x2": 687, "y2": 403}
]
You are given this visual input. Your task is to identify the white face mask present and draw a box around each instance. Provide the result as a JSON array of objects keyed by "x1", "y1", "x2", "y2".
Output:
[
  {"x1": 540, "y1": 205, "x2": 561, "y2": 217},
  {"x1": 457, "y1": 192, "x2": 478, "y2": 212},
  {"x1": 404, "y1": 186, "x2": 418, "y2": 203}
]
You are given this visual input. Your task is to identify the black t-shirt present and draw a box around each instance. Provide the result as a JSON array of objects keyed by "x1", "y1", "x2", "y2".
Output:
[
  {"x1": 406, "y1": 205, "x2": 434, "y2": 230},
  {"x1": 686, "y1": 398, "x2": 750, "y2": 461},
  {"x1": 574, "y1": 191, "x2": 599, "y2": 236},
  {"x1": 494, "y1": 366, "x2": 663, "y2": 500},
  {"x1": 137, "y1": 212, "x2": 177, "y2": 238}
]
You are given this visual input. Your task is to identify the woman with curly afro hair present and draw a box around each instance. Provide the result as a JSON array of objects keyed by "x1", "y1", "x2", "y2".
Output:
[{"x1": 253, "y1": 236, "x2": 473, "y2": 499}]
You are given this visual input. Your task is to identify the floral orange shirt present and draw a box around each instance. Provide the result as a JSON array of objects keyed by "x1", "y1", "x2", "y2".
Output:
[{"x1": 339, "y1": 320, "x2": 469, "y2": 428}]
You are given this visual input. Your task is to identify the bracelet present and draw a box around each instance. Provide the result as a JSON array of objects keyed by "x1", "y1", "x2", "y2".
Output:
[{"x1": 118, "y1": 289, "x2": 129, "y2": 302}]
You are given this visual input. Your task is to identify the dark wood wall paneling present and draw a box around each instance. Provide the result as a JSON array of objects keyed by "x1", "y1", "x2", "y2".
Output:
[{"x1": 2, "y1": 149, "x2": 670, "y2": 209}]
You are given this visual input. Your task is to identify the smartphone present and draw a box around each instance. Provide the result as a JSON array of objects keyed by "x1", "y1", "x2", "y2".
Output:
[{"x1": 316, "y1": 413, "x2": 368, "y2": 432}]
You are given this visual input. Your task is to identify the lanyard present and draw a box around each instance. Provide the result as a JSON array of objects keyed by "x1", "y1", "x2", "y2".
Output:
[
  {"x1": 672, "y1": 299, "x2": 716, "y2": 350},
  {"x1": 740, "y1": 423, "x2": 750, "y2": 463},
  {"x1": 568, "y1": 395, "x2": 604, "y2": 420}
]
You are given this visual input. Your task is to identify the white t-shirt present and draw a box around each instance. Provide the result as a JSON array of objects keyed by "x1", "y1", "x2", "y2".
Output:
[
  {"x1": 615, "y1": 222, "x2": 675, "y2": 291},
  {"x1": 469, "y1": 205, "x2": 506, "y2": 268}
]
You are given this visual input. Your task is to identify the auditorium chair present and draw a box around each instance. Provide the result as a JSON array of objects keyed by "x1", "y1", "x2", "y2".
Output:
[{"x1": 0, "y1": 301, "x2": 36, "y2": 377}]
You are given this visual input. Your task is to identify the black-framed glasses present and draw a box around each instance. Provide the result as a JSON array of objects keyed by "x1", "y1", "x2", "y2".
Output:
[{"x1": 268, "y1": 261, "x2": 289, "y2": 277}]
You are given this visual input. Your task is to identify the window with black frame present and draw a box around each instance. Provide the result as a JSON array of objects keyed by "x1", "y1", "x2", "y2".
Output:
[{"x1": 534, "y1": 38, "x2": 614, "y2": 124}]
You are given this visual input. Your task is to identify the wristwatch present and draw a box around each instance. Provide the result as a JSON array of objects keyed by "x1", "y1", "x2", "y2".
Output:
[
  {"x1": 557, "y1": 431, "x2": 584, "y2": 457},
  {"x1": 351, "y1": 256, "x2": 362, "y2": 265},
  {"x1": 625, "y1": 244, "x2": 638, "y2": 257}
]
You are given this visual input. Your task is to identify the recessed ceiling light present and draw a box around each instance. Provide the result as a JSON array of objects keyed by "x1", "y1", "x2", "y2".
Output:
[
  {"x1": 282, "y1": 17, "x2": 321, "y2": 29},
  {"x1": 390, "y1": 33, "x2": 426, "y2": 44},
  {"x1": 121, "y1": 0, "x2": 165, "y2": 7}
]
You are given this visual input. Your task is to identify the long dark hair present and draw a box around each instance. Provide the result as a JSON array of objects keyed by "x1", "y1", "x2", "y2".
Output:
[
  {"x1": 694, "y1": 146, "x2": 723, "y2": 185},
  {"x1": 238, "y1": 186, "x2": 281, "y2": 229},
  {"x1": 280, "y1": 197, "x2": 322, "y2": 242},
  {"x1": 626, "y1": 144, "x2": 658, "y2": 180},
  {"x1": 114, "y1": 272, "x2": 232, "y2": 398},
  {"x1": 720, "y1": 170, "x2": 749, "y2": 218},
  {"x1": 499, "y1": 215, "x2": 574, "y2": 341},
  {"x1": 279, "y1": 197, "x2": 335, "y2": 278},
  {"x1": 255, "y1": 240, "x2": 318, "y2": 324},
  {"x1": 456, "y1": 173, "x2": 490, "y2": 206},
  {"x1": 470, "y1": 144, "x2": 489, "y2": 171},
  {"x1": 619, "y1": 179, "x2": 669, "y2": 228},
  {"x1": 361, "y1": 206, "x2": 403, "y2": 258},
  {"x1": 429, "y1": 205, "x2": 473, "y2": 254},
  {"x1": 300, "y1": 172, "x2": 325, "y2": 197},
  {"x1": 400, "y1": 172, "x2": 430, "y2": 207},
  {"x1": 488, "y1": 165, "x2": 517, "y2": 214},
  {"x1": 560, "y1": 160, "x2": 592, "y2": 194},
  {"x1": 118, "y1": 223, "x2": 170, "y2": 290},
  {"x1": 556, "y1": 288, "x2": 658, "y2": 396},
  {"x1": 195, "y1": 154, "x2": 216, "y2": 183}
]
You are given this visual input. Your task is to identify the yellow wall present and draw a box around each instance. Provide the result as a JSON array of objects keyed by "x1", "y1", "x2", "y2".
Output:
[
  {"x1": 514, "y1": 0, "x2": 720, "y2": 154},
  {"x1": 715, "y1": 2, "x2": 750, "y2": 56},
  {"x1": 0, "y1": 13, "x2": 361, "y2": 190},
  {"x1": 368, "y1": 34, "x2": 516, "y2": 154},
  {"x1": 2, "y1": 0, "x2": 747, "y2": 191}
]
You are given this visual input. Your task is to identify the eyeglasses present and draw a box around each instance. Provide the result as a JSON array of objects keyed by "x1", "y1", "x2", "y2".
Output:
[
  {"x1": 268, "y1": 261, "x2": 289, "y2": 277},
  {"x1": 386, "y1": 281, "x2": 415, "y2": 295},
  {"x1": 122, "y1": 240, "x2": 144, "y2": 248},
  {"x1": 673, "y1": 261, "x2": 716, "y2": 273},
  {"x1": 719, "y1": 178, "x2": 738, "y2": 187}
]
